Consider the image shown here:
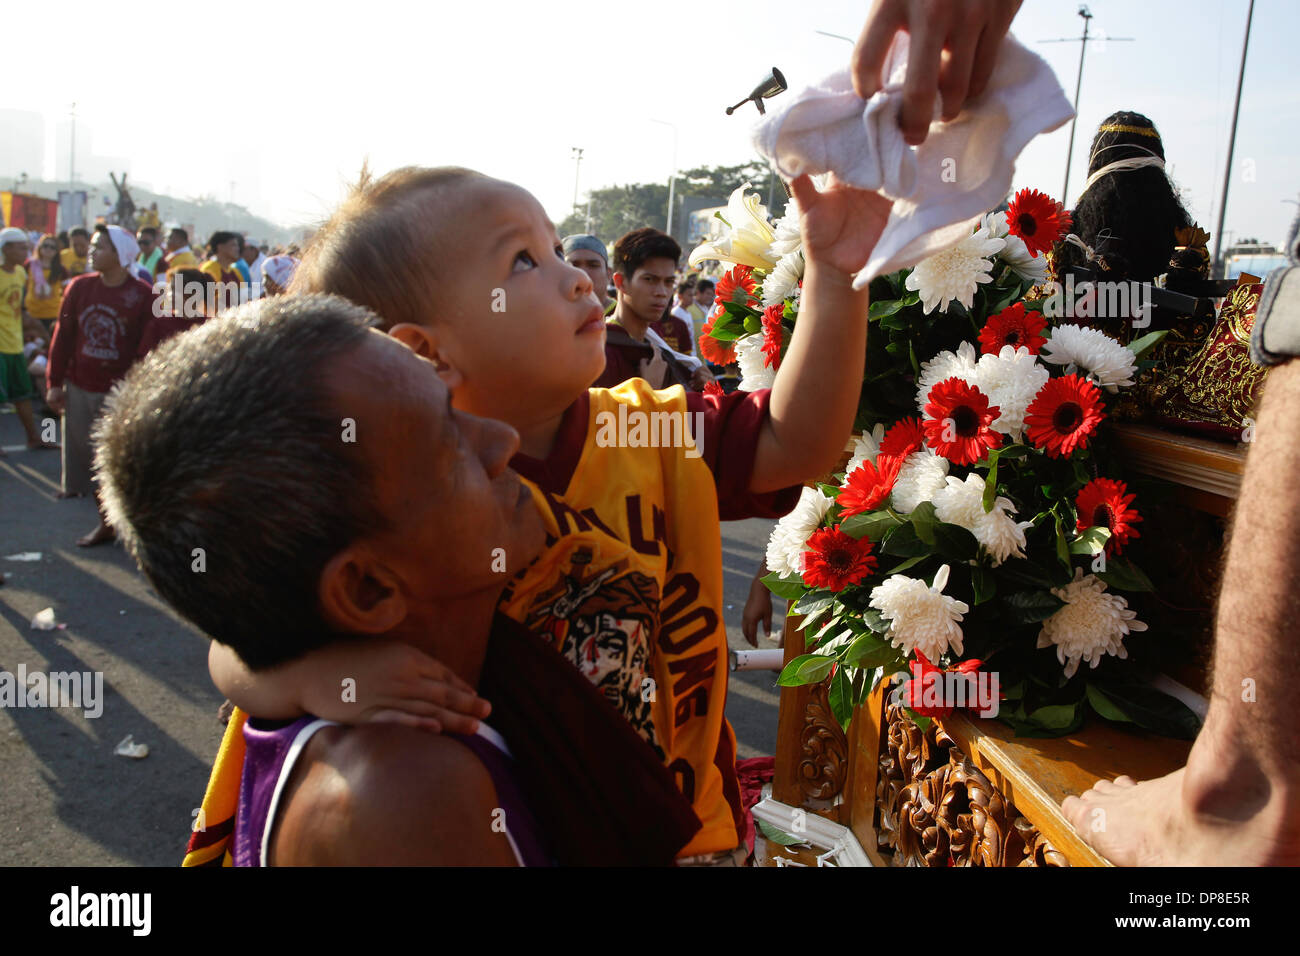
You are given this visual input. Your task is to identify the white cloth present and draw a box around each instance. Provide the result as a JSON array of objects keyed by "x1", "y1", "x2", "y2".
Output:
[
  {"x1": 261, "y1": 254, "x2": 298, "y2": 290},
  {"x1": 645, "y1": 327, "x2": 702, "y2": 371},
  {"x1": 752, "y1": 31, "x2": 1073, "y2": 289},
  {"x1": 105, "y1": 225, "x2": 141, "y2": 273}
]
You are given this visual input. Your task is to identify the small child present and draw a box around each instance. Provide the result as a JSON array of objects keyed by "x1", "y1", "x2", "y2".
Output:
[{"x1": 209, "y1": 166, "x2": 890, "y2": 863}]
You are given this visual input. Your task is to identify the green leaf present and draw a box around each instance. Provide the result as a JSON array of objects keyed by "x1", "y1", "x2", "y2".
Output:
[
  {"x1": 997, "y1": 443, "x2": 1030, "y2": 460},
  {"x1": 756, "y1": 818, "x2": 807, "y2": 847},
  {"x1": 1054, "y1": 512, "x2": 1071, "y2": 568},
  {"x1": 885, "y1": 554, "x2": 929, "y2": 575},
  {"x1": 761, "y1": 572, "x2": 807, "y2": 601},
  {"x1": 971, "y1": 565, "x2": 996, "y2": 605},
  {"x1": 1070, "y1": 525, "x2": 1111, "y2": 555},
  {"x1": 798, "y1": 655, "x2": 835, "y2": 684},
  {"x1": 868, "y1": 298, "x2": 908, "y2": 321},
  {"x1": 861, "y1": 608, "x2": 893, "y2": 634},
  {"x1": 792, "y1": 589, "x2": 834, "y2": 618},
  {"x1": 1028, "y1": 702, "x2": 1081, "y2": 730},
  {"x1": 932, "y1": 522, "x2": 979, "y2": 563},
  {"x1": 1127, "y1": 328, "x2": 1170, "y2": 360},
  {"x1": 1072, "y1": 458, "x2": 1092, "y2": 488},
  {"x1": 1088, "y1": 682, "x2": 1201, "y2": 739},
  {"x1": 817, "y1": 481, "x2": 842, "y2": 499},
  {"x1": 1085, "y1": 683, "x2": 1132, "y2": 723},
  {"x1": 904, "y1": 709, "x2": 932, "y2": 733},
  {"x1": 828, "y1": 666, "x2": 853, "y2": 727},
  {"x1": 844, "y1": 632, "x2": 899, "y2": 669},
  {"x1": 1096, "y1": 556, "x2": 1155, "y2": 592},
  {"x1": 841, "y1": 510, "x2": 902, "y2": 541},
  {"x1": 998, "y1": 560, "x2": 1057, "y2": 589},
  {"x1": 1002, "y1": 589, "x2": 1065, "y2": 625},
  {"x1": 881, "y1": 521, "x2": 929, "y2": 558},
  {"x1": 983, "y1": 452, "x2": 1000, "y2": 513},
  {"x1": 909, "y1": 500, "x2": 938, "y2": 545},
  {"x1": 776, "y1": 653, "x2": 823, "y2": 686},
  {"x1": 796, "y1": 602, "x2": 832, "y2": 633}
]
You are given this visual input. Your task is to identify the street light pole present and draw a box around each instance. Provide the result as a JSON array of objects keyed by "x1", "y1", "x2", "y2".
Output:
[
  {"x1": 1211, "y1": 0, "x2": 1255, "y2": 277},
  {"x1": 650, "y1": 119, "x2": 678, "y2": 236},
  {"x1": 570, "y1": 147, "x2": 584, "y2": 216}
]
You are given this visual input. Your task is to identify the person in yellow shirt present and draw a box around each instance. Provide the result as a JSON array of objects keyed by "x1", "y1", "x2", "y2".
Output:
[
  {"x1": 163, "y1": 227, "x2": 198, "y2": 272},
  {"x1": 24, "y1": 233, "x2": 67, "y2": 335},
  {"x1": 0, "y1": 228, "x2": 58, "y2": 454},
  {"x1": 200, "y1": 231, "x2": 246, "y2": 312},
  {"x1": 59, "y1": 227, "x2": 90, "y2": 276}
]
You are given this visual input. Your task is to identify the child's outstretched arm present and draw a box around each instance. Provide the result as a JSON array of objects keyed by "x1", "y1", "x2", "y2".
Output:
[
  {"x1": 750, "y1": 173, "x2": 892, "y2": 493},
  {"x1": 208, "y1": 639, "x2": 491, "y2": 734}
]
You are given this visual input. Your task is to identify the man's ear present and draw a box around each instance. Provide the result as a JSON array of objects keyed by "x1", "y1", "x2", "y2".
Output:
[
  {"x1": 389, "y1": 323, "x2": 463, "y2": 389},
  {"x1": 319, "y1": 547, "x2": 407, "y2": 636},
  {"x1": 611, "y1": 271, "x2": 626, "y2": 295}
]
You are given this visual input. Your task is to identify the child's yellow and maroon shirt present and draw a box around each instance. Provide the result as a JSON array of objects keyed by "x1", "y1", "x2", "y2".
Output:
[{"x1": 500, "y1": 378, "x2": 799, "y2": 856}]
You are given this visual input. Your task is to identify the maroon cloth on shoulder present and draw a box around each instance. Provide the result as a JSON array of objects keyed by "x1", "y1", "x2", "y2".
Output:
[
  {"x1": 137, "y1": 315, "x2": 207, "y2": 358},
  {"x1": 479, "y1": 613, "x2": 701, "y2": 865},
  {"x1": 651, "y1": 314, "x2": 693, "y2": 355}
]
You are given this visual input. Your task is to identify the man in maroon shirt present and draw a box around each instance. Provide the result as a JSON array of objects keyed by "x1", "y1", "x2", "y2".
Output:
[{"x1": 46, "y1": 225, "x2": 156, "y2": 546}]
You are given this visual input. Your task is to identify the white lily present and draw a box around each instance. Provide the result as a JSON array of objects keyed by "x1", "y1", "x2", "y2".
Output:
[{"x1": 688, "y1": 182, "x2": 779, "y2": 270}]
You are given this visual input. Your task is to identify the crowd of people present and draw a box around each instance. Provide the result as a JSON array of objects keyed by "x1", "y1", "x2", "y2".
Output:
[
  {"x1": 2, "y1": 0, "x2": 1298, "y2": 870},
  {"x1": 0, "y1": 221, "x2": 300, "y2": 544}
]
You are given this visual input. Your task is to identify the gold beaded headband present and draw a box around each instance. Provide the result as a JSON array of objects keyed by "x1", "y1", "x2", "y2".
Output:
[{"x1": 1098, "y1": 124, "x2": 1160, "y2": 137}]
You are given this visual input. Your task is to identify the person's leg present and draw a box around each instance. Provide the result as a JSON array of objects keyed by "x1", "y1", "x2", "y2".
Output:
[
  {"x1": 63, "y1": 383, "x2": 115, "y2": 546},
  {"x1": 1062, "y1": 359, "x2": 1300, "y2": 865},
  {"x1": 15, "y1": 398, "x2": 57, "y2": 449}
]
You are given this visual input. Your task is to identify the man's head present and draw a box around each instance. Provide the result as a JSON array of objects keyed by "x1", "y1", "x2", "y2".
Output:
[
  {"x1": 137, "y1": 226, "x2": 158, "y2": 256},
  {"x1": 0, "y1": 227, "x2": 29, "y2": 266},
  {"x1": 162, "y1": 267, "x2": 217, "y2": 318},
  {"x1": 69, "y1": 227, "x2": 90, "y2": 258},
  {"x1": 694, "y1": 278, "x2": 714, "y2": 312},
  {"x1": 294, "y1": 165, "x2": 605, "y2": 427},
  {"x1": 676, "y1": 281, "x2": 696, "y2": 309},
  {"x1": 563, "y1": 234, "x2": 610, "y2": 307},
  {"x1": 208, "y1": 230, "x2": 241, "y2": 264},
  {"x1": 611, "y1": 228, "x2": 680, "y2": 324},
  {"x1": 90, "y1": 225, "x2": 130, "y2": 274},
  {"x1": 167, "y1": 227, "x2": 188, "y2": 252},
  {"x1": 95, "y1": 294, "x2": 545, "y2": 671},
  {"x1": 242, "y1": 240, "x2": 260, "y2": 265}
]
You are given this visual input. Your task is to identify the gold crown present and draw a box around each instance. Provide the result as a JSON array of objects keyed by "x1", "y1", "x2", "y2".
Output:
[
  {"x1": 1174, "y1": 225, "x2": 1211, "y2": 250},
  {"x1": 1098, "y1": 123, "x2": 1160, "y2": 138}
]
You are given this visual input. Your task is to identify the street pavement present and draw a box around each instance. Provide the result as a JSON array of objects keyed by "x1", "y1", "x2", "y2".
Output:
[{"x1": 0, "y1": 405, "x2": 786, "y2": 866}]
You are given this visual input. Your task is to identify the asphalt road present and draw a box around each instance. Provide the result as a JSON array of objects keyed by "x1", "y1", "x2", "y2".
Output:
[{"x1": 0, "y1": 406, "x2": 786, "y2": 866}]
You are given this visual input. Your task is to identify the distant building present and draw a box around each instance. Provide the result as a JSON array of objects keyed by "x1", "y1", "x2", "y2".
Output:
[{"x1": 0, "y1": 110, "x2": 45, "y2": 184}]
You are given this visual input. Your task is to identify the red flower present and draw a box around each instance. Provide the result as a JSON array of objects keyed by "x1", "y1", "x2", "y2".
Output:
[
  {"x1": 922, "y1": 378, "x2": 1002, "y2": 466},
  {"x1": 761, "y1": 304, "x2": 785, "y2": 370},
  {"x1": 837, "y1": 454, "x2": 903, "y2": 518},
  {"x1": 901, "y1": 651, "x2": 985, "y2": 719},
  {"x1": 879, "y1": 417, "x2": 926, "y2": 461},
  {"x1": 1076, "y1": 478, "x2": 1142, "y2": 556},
  {"x1": 802, "y1": 527, "x2": 877, "y2": 592},
  {"x1": 713, "y1": 264, "x2": 757, "y2": 311},
  {"x1": 978, "y1": 302, "x2": 1048, "y2": 355},
  {"x1": 1024, "y1": 374, "x2": 1104, "y2": 459},
  {"x1": 1005, "y1": 188, "x2": 1071, "y2": 258},
  {"x1": 698, "y1": 316, "x2": 737, "y2": 365},
  {"x1": 703, "y1": 380, "x2": 725, "y2": 398}
]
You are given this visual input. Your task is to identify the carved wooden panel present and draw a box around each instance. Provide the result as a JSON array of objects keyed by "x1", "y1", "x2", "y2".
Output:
[
  {"x1": 797, "y1": 680, "x2": 849, "y2": 802},
  {"x1": 874, "y1": 702, "x2": 1067, "y2": 867}
]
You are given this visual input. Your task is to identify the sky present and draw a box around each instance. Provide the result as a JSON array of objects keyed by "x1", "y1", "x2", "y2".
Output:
[{"x1": 3, "y1": 0, "x2": 1296, "y2": 247}]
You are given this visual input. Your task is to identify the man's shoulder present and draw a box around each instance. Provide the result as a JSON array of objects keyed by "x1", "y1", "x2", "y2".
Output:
[{"x1": 272, "y1": 724, "x2": 513, "y2": 866}]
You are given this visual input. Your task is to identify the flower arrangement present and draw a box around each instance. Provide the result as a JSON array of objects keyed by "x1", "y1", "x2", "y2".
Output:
[{"x1": 696, "y1": 184, "x2": 1200, "y2": 739}]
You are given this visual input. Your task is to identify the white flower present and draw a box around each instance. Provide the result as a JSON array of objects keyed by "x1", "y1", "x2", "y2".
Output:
[
  {"x1": 931, "y1": 473, "x2": 1033, "y2": 566},
  {"x1": 688, "y1": 183, "x2": 779, "y2": 270},
  {"x1": 845, "y1": 424, "x2": 887, "y2": 476},
  {"x1": 768, "y1": 197, "x2": 802, "y2": 259},
  {"x1": 904, "y1": 226, "x2": 1005, "y2": 314},
  {"x1": 915, "y1": 341, "x2": 979, "y2": 411},
  {"x1": 735, "y1": 334, "x2": 776, "y2": 391},
  {"x1": 870, "y1": 564, "x2": 969, "y2": 660},
  {"x1": 968, "y1": 345, "x2": 1050, "y2": 438},
  {"x1": 761, "y1": 250, "x2": 804, "y2": 308},
  {"x1": 890, "y1": 449, "x2": 950, "y2": 513},
  {"x1": 1040, "y1": 324, "x2": 1138, "y2": 392},
  {"x1": 766, "y1": 485, "x2": 835, "y2": 577},
  {"x1": 981, "y1": 210, "x2": 1048, "y2": 284},
  {"x1": 1037, "y1": 569, "x2": 1148, "y2": 678}
]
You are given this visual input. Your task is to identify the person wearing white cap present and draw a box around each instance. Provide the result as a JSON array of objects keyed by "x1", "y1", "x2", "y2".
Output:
[
  {"x1": 45, "y1": 223, "x2": 157, "y2": 546},
  {"x1": 0, "y1": 227, "x2": 59, "y2": 456},
  {"x1": 260, "y1": 254, "x2": 298, "y2": 296}
]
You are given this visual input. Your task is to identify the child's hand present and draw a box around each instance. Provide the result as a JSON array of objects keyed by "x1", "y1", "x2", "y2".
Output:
[
  {"x1": 789, "y1": 173, "x2": 892, "y2": 280},
  {"x1": 298, "y1": 639, "x2": 492, "y2": 735}
]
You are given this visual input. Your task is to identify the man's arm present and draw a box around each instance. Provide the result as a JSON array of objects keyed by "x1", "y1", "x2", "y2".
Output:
[
  {"x1": 271, "y1": 724, "x2": 520, "y2": 866},
  {"x1": 749, "y1": 175, "x2": 891, "y2": 493},
  {"x1": 45, "y1": 283, "x2": 77, "y2": 409}
]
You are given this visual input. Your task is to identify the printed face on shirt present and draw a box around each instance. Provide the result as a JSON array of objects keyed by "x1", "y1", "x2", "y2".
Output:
[
  {"x1": 89, "y1": 230, "x2": 120, "y2": 272},
  {"x1": 407, "y1": 178, "x2": 607, "y2": 425},
  {"x1": 615, "y1": 257, "x2": 676, "y2": 325},
  {"x1": 327, "y1": 329, "x2": 545, "y2": 597}
]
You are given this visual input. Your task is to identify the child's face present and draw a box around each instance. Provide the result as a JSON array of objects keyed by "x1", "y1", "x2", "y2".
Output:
[
  {"x1": 2, "y1": 241, "x2": 28, "y2": 267},
  {"x1": 419, "y1": 180, "x2": 606, "y2": 425}
]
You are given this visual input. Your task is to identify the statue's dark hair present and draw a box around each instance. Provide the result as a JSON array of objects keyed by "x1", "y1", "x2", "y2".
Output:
[{"x1": 1053, "y1": 111, "x2": 1193, "y2": 284}]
